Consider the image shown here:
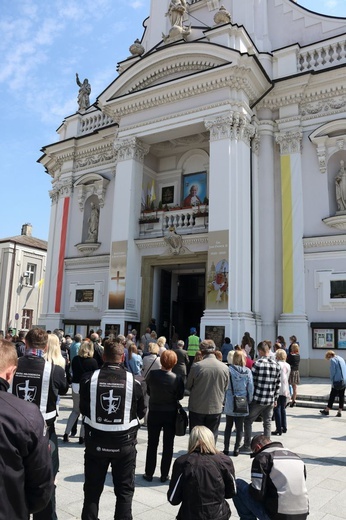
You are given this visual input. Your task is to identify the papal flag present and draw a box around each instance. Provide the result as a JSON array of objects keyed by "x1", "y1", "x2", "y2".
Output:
[
  {"x1": 34, "y1": 279, "x2": 44, "y2": 290},
  {"x1": 149, "y1": 179, "x2": 156, "y2": 205}
]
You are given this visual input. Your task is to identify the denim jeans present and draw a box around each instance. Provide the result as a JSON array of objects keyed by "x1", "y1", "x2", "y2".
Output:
[
  {"x1": 274, "y1": 395, "x2": 287, "y2": 432},
  {"x1": 243, "y1": 401, "x2": 274, "y2": 447},
  {"x1": 233, "y1": 478, "x2": 271, "y2": 520}
]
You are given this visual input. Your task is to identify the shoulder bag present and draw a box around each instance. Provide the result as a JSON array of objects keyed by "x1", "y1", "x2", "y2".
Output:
[{"x1": 175, "y1": 402, "x2": 188, "y2": 436}]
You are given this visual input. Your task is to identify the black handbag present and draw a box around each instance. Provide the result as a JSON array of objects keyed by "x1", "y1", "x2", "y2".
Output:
[
  {"x1": 175, "y1": 403, "x2": 188, "y2": 436},
  {"x1": 230, "y1": 373, "x2": 248, "y2": 414}
]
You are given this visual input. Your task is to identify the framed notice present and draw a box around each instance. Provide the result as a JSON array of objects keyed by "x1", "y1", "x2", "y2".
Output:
[
  {"x1": 75, "y1": 289, "x2": 94, "y2": 303},
  {"x1": 338, "y1": 329, "x2": 346, "y2": 349},
  {"x1": 313, "y1": 329, "x2": 334, "y2": 349}
]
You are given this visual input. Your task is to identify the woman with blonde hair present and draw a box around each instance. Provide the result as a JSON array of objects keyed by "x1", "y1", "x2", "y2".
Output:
[
  {"x1": 320, "y1": 350, "x2": 346, "y2": 417},
  {"x1": 157, "y1": 335, "x2": 168, "y2": 356},
  {"x1": 287, "y1": 342, "x2": 300, "y2": 407},
  {"x1": 63, "y1": 341, "x2": 98, "y2": 443},
  {"x1": 223, "y1": 350, "x2": 253, "y2": 456},
  {"x1": 168, "y1": 425, "x2": 236, "y2": 519},
  {"x1": 45, "y1": 333, "x2": 66, "y2": 369},
  {"x1": 273, "y1": 349, "x2": 291, "y2": 435}
]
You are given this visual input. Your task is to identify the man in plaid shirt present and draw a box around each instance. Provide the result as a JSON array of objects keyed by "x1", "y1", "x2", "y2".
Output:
[{"x1": 240, "y1": 341, "x2": 281, "y2": 453}]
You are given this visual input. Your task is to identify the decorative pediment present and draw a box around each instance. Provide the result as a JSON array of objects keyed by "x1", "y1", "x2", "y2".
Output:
[
  {"x1": 74, "y1": 173, "x2": 110, "y2": 210},
  {"x1": 96, "y1": 43, "x2": 270, "y2": 120},
  {"x1": 110, "y1": 52, "x2": 228, "y2": 99}
]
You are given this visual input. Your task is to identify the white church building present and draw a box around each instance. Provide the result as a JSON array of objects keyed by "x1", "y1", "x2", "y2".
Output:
[{"x1": 39, "y1": 0, "x2": 346, "y2": 376}]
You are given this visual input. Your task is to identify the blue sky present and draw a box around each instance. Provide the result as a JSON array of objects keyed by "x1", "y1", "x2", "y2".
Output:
[{"x1": 0, "y1": 0, "x2": 345, "y2": 241}]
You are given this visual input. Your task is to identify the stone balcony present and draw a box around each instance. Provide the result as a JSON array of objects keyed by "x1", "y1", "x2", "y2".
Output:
[
  {"x1": 274, "y1": 35, "x2": 346, "y2": 78},
  {"x1": 138, "y1": 206, "x2": 209, "y2": 238}
]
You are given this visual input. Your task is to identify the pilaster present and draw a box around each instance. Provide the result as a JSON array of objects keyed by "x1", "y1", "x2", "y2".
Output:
[
  {"x1": 275, "y1": 127, "x2": 309, "y2": 363},
  {"x1": 200, "y1": 111, "x2": 256, "y2": 343},
  {"x1": 102, "y1": 137, "x2": 149, "y2": 334}
]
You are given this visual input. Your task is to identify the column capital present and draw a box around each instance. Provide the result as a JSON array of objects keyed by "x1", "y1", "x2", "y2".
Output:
[
  {"x1": 114, "y1": 137, "x2": 150, "y2": 163},
  {"x1": 204, "y1": 112, "x2": 255, "y2": 144},
  {"x1": 49, "y1": 179, "x2": 73, "y2": 204},
  {"x1": 275, "y1": 128, "x2": 302, "y2": 155}
]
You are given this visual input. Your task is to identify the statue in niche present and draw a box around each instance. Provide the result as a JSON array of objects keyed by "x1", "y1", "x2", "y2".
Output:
[
  {"x1": 76, "y1": 73, "x2": 91, "y2": 111},
  {"x1": 335, "y1": 160, "x2": 346, "y2": 212},
  {"x1": 86, "y1": 202, "x2": 99, "y2": 243},
  {"x1": 167, "y1": 0, "x2": 187, "y2": 27}
]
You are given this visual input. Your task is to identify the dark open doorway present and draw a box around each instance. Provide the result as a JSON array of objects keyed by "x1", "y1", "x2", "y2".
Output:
[{"x1": 172, "y1": 273, "x2": 205, "y2": 342}]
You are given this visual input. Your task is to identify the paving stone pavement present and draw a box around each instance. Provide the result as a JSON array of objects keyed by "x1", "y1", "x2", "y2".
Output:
[{"x1": 54, "y1": 377, "x2": 346, "y2": 520}]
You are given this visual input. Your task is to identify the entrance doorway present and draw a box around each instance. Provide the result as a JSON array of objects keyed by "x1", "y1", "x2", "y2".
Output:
[{"x1": 158, "y1": 268, "x2": 205, "y2": 343}]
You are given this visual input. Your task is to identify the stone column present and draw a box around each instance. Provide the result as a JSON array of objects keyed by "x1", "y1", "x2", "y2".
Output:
[
  {"x1": 39, "y1": 179, "x2": 73, "y2": 331},
  {"x1": 102, "y1": 137, "x2": 149, "y2": 334},
  {"x1": 200, "y1": 111, "x2": 256, "y2": 343},
  {"x1": 275, "y1": 128, "x2": 309, "y2": 363},
  {"x1": 254, "y1": 115, "x2": 277, "y2": 341}
]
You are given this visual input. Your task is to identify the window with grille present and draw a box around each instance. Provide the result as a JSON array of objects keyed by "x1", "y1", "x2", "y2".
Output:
[
  {"x1": 21, "y1": 309, "x2": 33, "y2": 330},
  {"x1": 26, "y1": 263, "x2": 36, "y2": 286}
]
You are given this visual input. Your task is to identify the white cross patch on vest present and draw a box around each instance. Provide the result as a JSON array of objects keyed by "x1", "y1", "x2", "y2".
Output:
[
  {"x1": 101, "y1": 390, "x2": 121, "y2": 414},
  {"x1": 16, "y1": 379, "x2": 37, "y2": 402}
]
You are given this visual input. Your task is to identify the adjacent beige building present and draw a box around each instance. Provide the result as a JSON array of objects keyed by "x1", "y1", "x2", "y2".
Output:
[{"x1": 0, "y1": 224, "x2": 47, "y2": 334}]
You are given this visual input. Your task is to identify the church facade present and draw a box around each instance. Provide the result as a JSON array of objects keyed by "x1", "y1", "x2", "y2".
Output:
[{"x1": 39, "y1": 0, "x2": 346, "y2": 375}]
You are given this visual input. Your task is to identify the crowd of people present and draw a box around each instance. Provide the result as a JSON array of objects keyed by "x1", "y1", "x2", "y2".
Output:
[{"x1": 1, "y1": 323, "x2": 345, "y2": 519}]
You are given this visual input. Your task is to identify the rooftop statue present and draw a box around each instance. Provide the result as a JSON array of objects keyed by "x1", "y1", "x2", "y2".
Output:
[
  {"x1": 76, "y1": 73, "x2": 91, "y2": 111},
  {"x1": 167, "y1": 0, "x2": 187, "y2": 28}
]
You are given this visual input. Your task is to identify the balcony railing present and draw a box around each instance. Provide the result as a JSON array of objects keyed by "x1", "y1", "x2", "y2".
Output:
[
  {"x1": 138, "y1": 206, "x2": 208, "y2": 238},
  {"x1": 298, "y1": 38, "x2": 346, "y2": 72},
  {"x1": 79, "y1": 112, "x2": 114, "y2": 135}
]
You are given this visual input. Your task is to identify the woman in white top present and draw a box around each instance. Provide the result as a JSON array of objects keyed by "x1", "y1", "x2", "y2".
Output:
[{"x1": 273, "y1": 349, "x2": 291, "y2": 435}]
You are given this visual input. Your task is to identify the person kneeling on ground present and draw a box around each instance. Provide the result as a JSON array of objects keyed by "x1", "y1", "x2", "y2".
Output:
[
  {"x1": 168, "y1": 425, "x2": 236, "y2": 519},
  {"x1": 233, "y1": 434, "x2": 309, "y2": 520}
]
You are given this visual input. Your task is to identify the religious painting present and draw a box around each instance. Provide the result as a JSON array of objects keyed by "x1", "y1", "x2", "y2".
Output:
[
  {"x1": 206, "y1": 230, "x2": 229, "y2": 309},
  {"x1": 182, "y1": 172, "x2": 207, "y2": 207},
  {"x1": 162, "y1": 185, "x2": 174, "y2": 204},
  {"x1": 108, "y1": 241, "x2": 127, "y2": 309},
  {"x1": 205, "y1": 326, "x2": 225, "y2": 349},
  {"x1": 105, "y1": 324, "x2": 120, "y2": 337}
]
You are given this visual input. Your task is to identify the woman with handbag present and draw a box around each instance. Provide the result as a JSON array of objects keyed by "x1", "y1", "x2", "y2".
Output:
[
  {"x1": 143, "y1": 350, "x2": 184, "y2": 483},
  {"x1": 168, "y1": 425, "x2": 236, "y2": 520},
  {"x1": 320, "y1": 350, "x2": 346, "y2": 417},
  {"x1": 223, "y1": 350, "x2": 253, "y2": 457}
]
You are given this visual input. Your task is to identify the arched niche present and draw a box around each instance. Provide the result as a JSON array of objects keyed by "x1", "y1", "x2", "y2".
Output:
[
  {"x1": 310, "y1": 121, "x2": 346, "y2": 228},
  {"x1": 74, "y1": 173, "x2": 110, "y2": 211}
]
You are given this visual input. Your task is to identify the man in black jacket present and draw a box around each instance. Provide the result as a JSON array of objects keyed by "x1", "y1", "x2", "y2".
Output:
[
  {"x1": 80, "y1": 341, "x2": 146, "y2": 520},
  {"x1": 11, "y1": 327, "x2": 69, "y2": 520},
  {"x1": 233, "y1": 434, "x2": 309, "y2": 520},
  {"x1": 0, "y1": 339, "x2": 53, "y2": 519}
]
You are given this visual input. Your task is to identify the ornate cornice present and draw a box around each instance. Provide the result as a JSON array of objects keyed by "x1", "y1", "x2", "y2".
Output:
[
  {"x1": 49, "y1": 179, "x2": 74, "y2": 204},
  {"x1": 128, "y1": 59, "x2": 222, "y2": 93},
  {"x1": 106, "y1": 72, "x2": 258, "y2": 120},
  {"x1": 303, "y1": 234, "x2": 346, "y2": 249},
  {"x1": 65, "y1": 254, "x2": 110, "y2": 268},
  {"x1": 114, "y1": 137, "x2": 150, "y2": 163},
  {"x1": 74, "y1": 142, "x2": 115, "y2": 170},
  {"x1": 275, "y1": 129, "x2": 303, "y2": 155},
  {"x1": 204, "y1": 112, "x2": 255, "y2": 144},
  {"x1": 135, "y1": 234, "x2": 208, "y2": 250}
]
